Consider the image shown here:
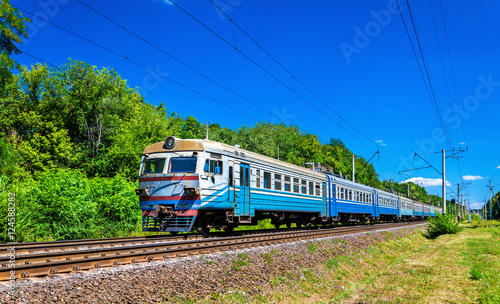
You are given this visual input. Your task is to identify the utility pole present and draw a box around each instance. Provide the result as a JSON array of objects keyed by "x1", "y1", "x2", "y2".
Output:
[
  {"x1": 457, "y1": 183, "x2": 460, "y2": 218},
  {"x1": 487, "y1": 181, "x2": 494, "y2": 221},
  {"x1": 442, "y1": 149, "x2": 446, "y2": 215},
  {"x1": 352, "y1": 154, "x2": 355, "y2": 182},
  {"x1": 407, "y1": 184, "x2": 410, "y2": 198}
]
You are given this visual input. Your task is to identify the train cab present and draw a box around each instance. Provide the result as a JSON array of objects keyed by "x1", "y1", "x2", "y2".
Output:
[{"x1": 137, "y1": 136, "x2": 232, "y2": 233}]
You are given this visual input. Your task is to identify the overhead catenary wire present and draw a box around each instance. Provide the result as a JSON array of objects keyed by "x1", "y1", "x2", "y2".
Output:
[
  {"x1": 15, "y1": 6, "x2": 259, "y2": 122},
  {"x1": 208, "y1": 0, "x2": 403, "y2": 163},
  {"x1": 397, "y1": 0, "x2": 466, "y2": 187},
  {"x1": 400, "y1": 0, "x2": 452, "y2": 149},
  {"x1": 170, "y1": 0, "x2": 406, "y2": 172},
  {"x1": 74, "y1": 0, "x2": 404, "y2": 174},
  {"x1": 74, "y1": 0, "x2": 277, "y2": 122},
  {"x1": 438, "y1": 0, "x2": 472, "y2": 180}
]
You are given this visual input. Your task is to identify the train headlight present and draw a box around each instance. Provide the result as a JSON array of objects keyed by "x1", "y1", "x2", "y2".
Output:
[
  {"x1": 135, "y1": 188, "x2": 149, "y2": 196},
  {"x1": 184, "y1": 188, "x2": 199, "y2": 196},
  {"x1": 163, "y1": 136, "x2": 176, "y2": 150}
]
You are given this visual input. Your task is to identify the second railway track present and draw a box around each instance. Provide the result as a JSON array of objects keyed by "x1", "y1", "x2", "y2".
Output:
[{"x1": 0, "y1": 222, "x2": 425, "y2": 281}]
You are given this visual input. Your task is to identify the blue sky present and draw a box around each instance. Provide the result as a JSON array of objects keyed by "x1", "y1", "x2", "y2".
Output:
[{"x1": 12, "y1": 0, "x2": 500, "y2": 210}]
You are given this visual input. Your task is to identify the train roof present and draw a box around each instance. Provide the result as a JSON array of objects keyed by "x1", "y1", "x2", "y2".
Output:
[{"x1": 143, "y1": 138, "x2": 326, "y2": 179}]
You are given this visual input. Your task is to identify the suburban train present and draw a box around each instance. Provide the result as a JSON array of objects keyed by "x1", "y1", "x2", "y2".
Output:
[{"x1": 137, "y1": 137, "x2": 441, "y2": 235}]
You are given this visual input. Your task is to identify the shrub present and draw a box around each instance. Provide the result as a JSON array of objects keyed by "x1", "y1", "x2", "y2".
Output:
[
  {"x1": 0, "y1": 168, "x2": 140, "y2": 243},
  {"x1": 470, "y1": 214, "x2": 481, "y2": 223},
  {"x1": 425, "y1": 213, "x2": 463, "y2": 239}
]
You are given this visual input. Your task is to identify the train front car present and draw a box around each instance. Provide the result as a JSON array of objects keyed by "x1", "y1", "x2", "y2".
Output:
[{"x1": 137, "y1": 137, "x2": 231, "y2": 234}]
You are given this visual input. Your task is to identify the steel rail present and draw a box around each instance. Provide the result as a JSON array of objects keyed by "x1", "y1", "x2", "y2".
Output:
[
  {"x1": 0, "y1": 222, "x2": 423, "y2": 281},
  {"x1": 0, "y1": 228, "x2": 306, "y2": 255}
]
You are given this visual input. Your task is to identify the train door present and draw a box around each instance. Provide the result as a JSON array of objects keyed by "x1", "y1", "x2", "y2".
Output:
[
  {"x1": 228, "y1": 160, "x2": 235, "y2": 204},
  {"x1": 239, "y1": 163, "x2": 250, "y2": 216},
  {"x1": 372, "y1": 193, "x2": 378, "y2": 217}
]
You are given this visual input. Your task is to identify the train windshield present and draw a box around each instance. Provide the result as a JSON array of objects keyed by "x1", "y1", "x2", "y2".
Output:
[
  {"x1": 143, "y1": 158, "x2": 165, "y2": 174},
  {"x1": 169, "y1": 157, "x2": 197, "y2": 173}
]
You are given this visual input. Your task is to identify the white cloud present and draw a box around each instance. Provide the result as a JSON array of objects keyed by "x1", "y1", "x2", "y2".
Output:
[
  {"x1": 463, "y1": 175, "x2": 484, "y2": 181},
  {"x1": 459, "y1": 142, "x2": 466, "y2": 145},
  {"x1": 496, "y1": 165, "x2": 500, "y2": 169},
  {"x1": 468, "y1": 202, "x2": 485, "y2": 210},
  {"x1": 402, "y1": 177, "x2": 451, "y2": 187},
  {"x1": 375, "y1": 139, "x2": 387, "y2": 146}
]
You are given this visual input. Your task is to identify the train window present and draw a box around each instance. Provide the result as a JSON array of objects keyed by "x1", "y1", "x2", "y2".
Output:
[
  {"x1": 240, "y1": 167, "x2": 244, "y2": 186},
  {"x1": 315, "y1": 184, "x2": 321, "y2": 196},
  {"x1": 229, "y1": 166, "x2": 233, "y2": 186},
  {"x1": 204, "y1": 159, "x2": 223, "y2": 175},
  {"x1": 169, "y1": 157, "x2": 197, "y2": 173},
  {"x1": 301, "y1": 180, "x2": 306, "y2": 194},
  {"x1": 245, "y1": 167, "x2": 249, "y2": 187},
  {"x1": 293, "y1": 178, "x2": 299, "y2": 193},
  {"x1": 309, "y1": 181, "x2": 314, "y2": 195},
  {"x1": 143, "y1": 158, "x2": 165, "y2": 174},
  {"x1": 341, "y1": 188, "x2": 344, "y2": 199},
  {"x1": 348, "y1": 190, "x2": 352, "y2": 201},
  {"x1": 336, "y1": 187, "x2": 339, "y2": 199},
  {"x1": 275, "y1": 174, "x2": 282, "y2": 191},
  {"x1": 284, "y1": 176, "x2": 291, "y2": 192},
  {"x1": 264, "y1": 172, "x2": 271, "y2": 189},
  {"x1": 256, "y1": 169, "x2": 261, "y2": 188}
]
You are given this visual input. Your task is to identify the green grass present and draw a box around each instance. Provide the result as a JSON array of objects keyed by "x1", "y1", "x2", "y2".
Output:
[{"x1": 171, "y1": 221, "x2": 500, "y2": 303}]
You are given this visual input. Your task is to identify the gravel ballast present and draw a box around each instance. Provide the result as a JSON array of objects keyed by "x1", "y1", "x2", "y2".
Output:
[{"x1": 1, "y1": 225, "x2": 425, "y2": 303}]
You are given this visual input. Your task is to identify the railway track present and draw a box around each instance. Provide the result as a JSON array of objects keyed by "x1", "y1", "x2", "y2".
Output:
[
  {"x1": 0, "y1": 228, "x2": 306, "y2": 256},
  {"x1": 0, "y1": 222, "x2": 424, "y2": 281}
]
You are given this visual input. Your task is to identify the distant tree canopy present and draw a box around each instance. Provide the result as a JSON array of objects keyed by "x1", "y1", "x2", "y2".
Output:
[{"x1": 0, "y1": 60, "x2": 438, "y2": 204}]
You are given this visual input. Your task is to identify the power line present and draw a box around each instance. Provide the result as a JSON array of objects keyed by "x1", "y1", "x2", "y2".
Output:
[
  {"x1": 428, "y1": 0, "x2": 459, "y2": 145},
  {"x1": 75, "y1": 0, "x2": 404, "y2": 174},
  {"x1": 439, "y1": 0, "x2": 471, "y2": 179},
  {"x1": 402, "y1": 0, "x2": 452, "y2": 149},
  {"x1": 169, "y1": 0, "x2": 407, "y2": 170},
  {"x1": 208, "y1": 0, "x2": 404, "y2": 164},
  {"x1": 15, "y1": 6, "x2": 259, "y2": 122},
  {"x1": 74, "y1": 0, "x2": 277, "y2": 122},
  {"x1": 397, "y1": 0, "x2": 466, "y2": 187}
]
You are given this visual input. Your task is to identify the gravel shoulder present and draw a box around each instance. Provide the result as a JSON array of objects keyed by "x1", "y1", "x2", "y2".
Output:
[{"x1": 1, "y1": 224, "x2": 426, "y2": 303}]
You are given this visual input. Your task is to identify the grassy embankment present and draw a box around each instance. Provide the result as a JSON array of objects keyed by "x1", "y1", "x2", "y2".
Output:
[{"x1": 197, "y1": 220, "x2": 500, "y2": 303}]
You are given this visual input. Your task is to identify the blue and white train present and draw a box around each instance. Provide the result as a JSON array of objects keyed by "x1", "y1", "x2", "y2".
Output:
[{"x1": 137, "y1": 137, "x2": 441, "y2": 235}]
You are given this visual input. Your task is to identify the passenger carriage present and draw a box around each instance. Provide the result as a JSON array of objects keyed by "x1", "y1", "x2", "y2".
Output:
[
  {"x1": 413, "y1": 201, "x2": 424, "y2": 219},
  {"x1": 326, "y1": 175, "x2": 376, "y2": 224},
  {"x1": 399, "y1": 196, "x2": 414, "y2": 221},
  {"x1": 374, "y1": 190, "x2": 399, "y2": 222}
]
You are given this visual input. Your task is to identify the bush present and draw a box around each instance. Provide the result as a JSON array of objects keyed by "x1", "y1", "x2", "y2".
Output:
[
  {"x1": 0, "y1": 168, "x2": 140, "y2": 243},
  {"x1": 470, "y1": 214, "x2": 481, "y2": 223},
  {"x1": 425, "y1": 213, "x2": 463, "y2": 239}
]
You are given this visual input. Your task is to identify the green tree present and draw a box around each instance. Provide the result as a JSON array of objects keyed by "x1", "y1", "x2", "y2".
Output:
[{"x1": 0, "y1": 0, "x2": 30, "y2": 95}]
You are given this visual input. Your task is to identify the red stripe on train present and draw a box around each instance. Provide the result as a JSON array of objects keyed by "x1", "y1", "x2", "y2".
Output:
[
  {"x1": 139, "y1": 176, "x2": 199, "y2": 182},
  {"x1": 139, "y1": 195, "x2": 200, "y2": 201}
]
